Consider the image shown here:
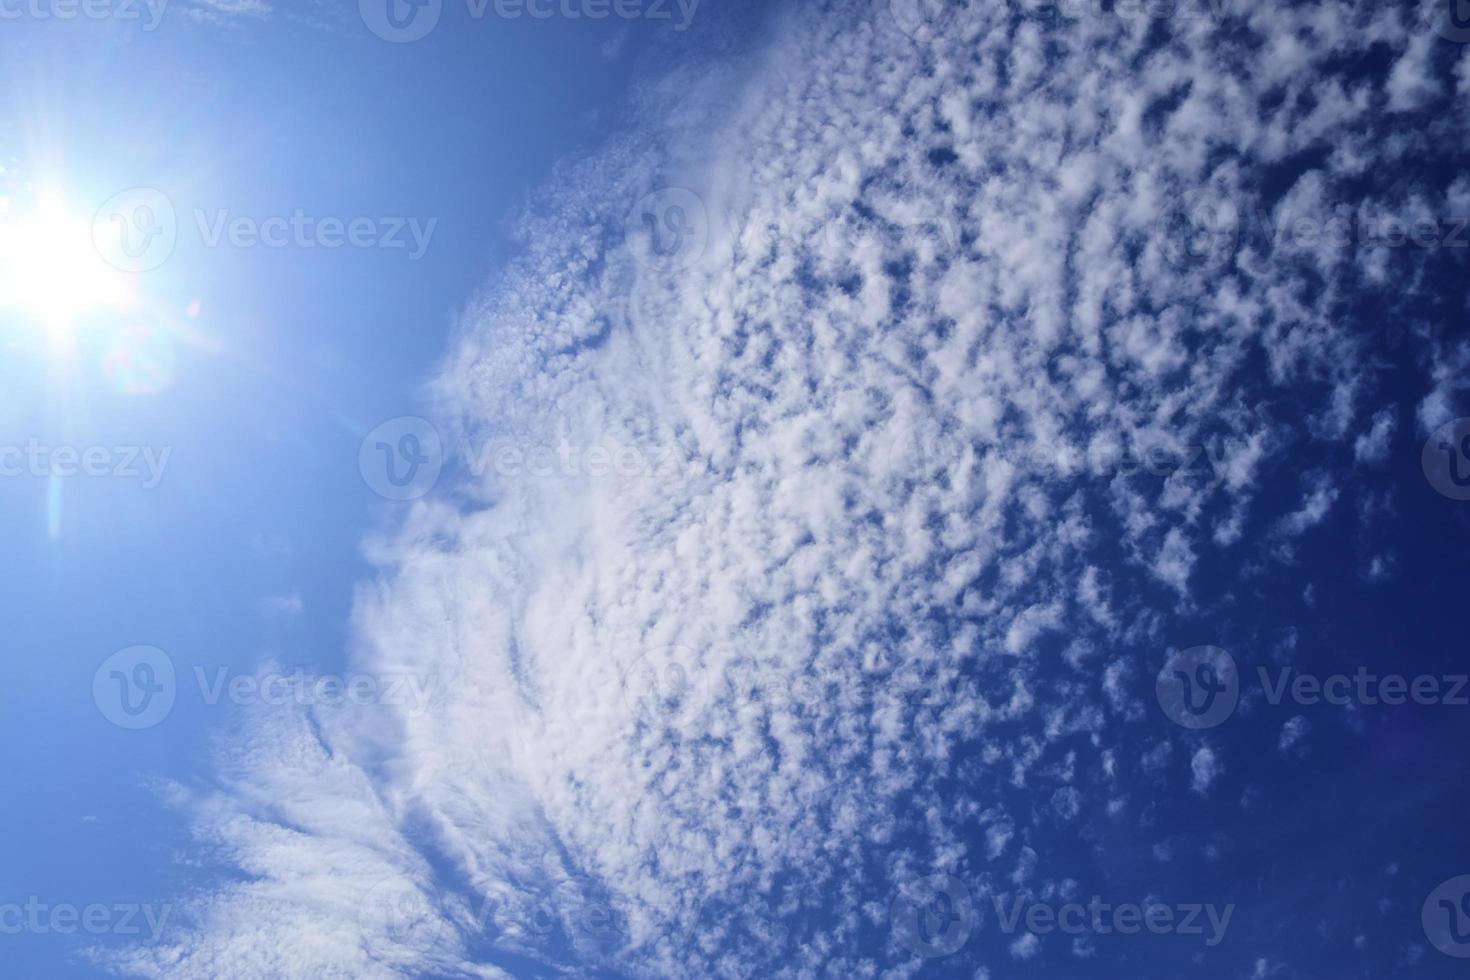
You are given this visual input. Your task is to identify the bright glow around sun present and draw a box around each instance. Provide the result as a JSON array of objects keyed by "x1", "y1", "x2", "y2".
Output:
[{"x1": 0, "y1": 190, "x2": 136, "y2": 334}]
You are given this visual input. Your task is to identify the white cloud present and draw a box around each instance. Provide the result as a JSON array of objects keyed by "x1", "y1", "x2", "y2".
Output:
[
  {"x1": 179, "y1": 0, "x2": 271, "y2": 22},
  {"x1": 1191, "y1": 746, "x2": 1222, "y2": 795},
  {"x1": 1385, "y1": 33, "x2": 1441, "y2": 112},
  {"x1": 600, "y1": 26, "x2": 630, "y2": 62},
  {"x1": 260, "y1": 593, "x2": 304, "y2": 617},
  {"x1": 1354, "y1": 408, "x2": 1397, "y2": 464},
  {"x1": 1010, "y1": 932, "x2": 1041, "y2": 961},
  {"x1": 118, "y1": 2, "x2": 1469, "y2": 977},
  {"x1": 1279, "y1": 715, "x2": 1309, "y2": 755},
  {"x1": 1275, "y1": 474, "x2": 1340, "y2": 540}
]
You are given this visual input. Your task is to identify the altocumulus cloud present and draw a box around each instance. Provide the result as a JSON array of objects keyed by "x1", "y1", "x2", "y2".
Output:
[{"x1": 107, "y1": 1, "x2": 1468, "y2": 977}]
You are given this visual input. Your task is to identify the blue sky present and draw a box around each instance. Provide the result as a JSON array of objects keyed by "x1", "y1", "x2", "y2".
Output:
[{"x1": 1, "y1": 1, "x2": 1469, "y2": 978}]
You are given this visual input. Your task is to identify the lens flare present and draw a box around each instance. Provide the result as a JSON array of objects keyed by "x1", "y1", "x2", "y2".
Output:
[{"x1": 102, "y1": 323, "x2": 176, "y2": 395}]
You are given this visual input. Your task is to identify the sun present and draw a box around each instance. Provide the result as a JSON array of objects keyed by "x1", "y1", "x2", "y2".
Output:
[{"x1": 0, "y1": 189, "x2": 136, "y2": 336}]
